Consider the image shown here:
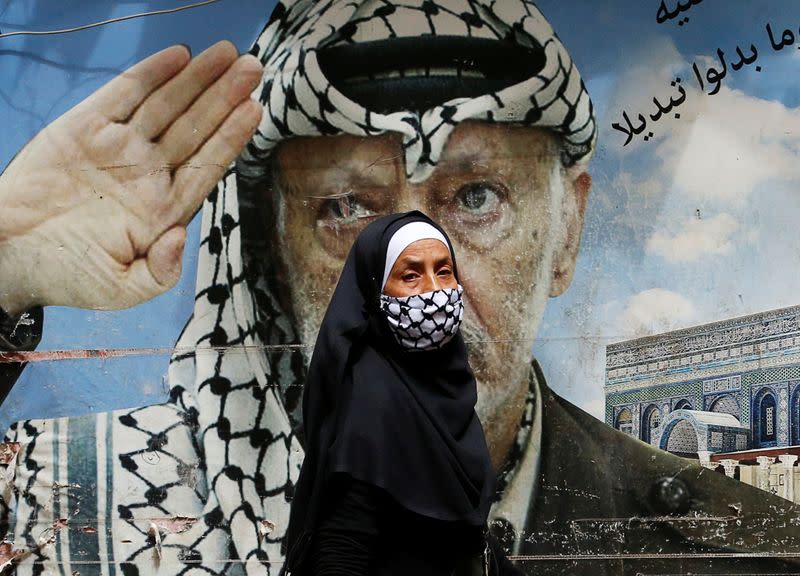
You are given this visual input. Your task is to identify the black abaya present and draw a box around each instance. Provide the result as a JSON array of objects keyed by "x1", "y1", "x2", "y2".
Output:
[
  {"x1": 311, "y1": 474, "x2": 485, "y2": 576},
  {"x1": 283, "y1": 212, "x2": 498, "y2": 574}
]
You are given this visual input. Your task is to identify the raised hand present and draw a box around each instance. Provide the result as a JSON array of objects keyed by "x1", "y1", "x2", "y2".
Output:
[{"x1": 0, "y1": 41, "x2": 263, "y2": 316}]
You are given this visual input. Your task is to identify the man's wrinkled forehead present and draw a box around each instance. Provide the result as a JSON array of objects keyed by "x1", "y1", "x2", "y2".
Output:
[
  {"x1": 276, "y1": 132, "x2": 401, "y2": 185},
  {"x1": 275, "y1": 122, "x2": 560, "y2": 182}
]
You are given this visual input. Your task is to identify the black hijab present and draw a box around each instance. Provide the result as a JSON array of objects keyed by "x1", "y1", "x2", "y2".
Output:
[{"x1": 283, "y1": 211, "x2": 497, "y2": 562}]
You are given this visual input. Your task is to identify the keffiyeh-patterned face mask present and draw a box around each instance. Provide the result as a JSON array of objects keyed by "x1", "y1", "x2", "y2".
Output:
[
  {"x1": 381, "y1": 286, "x2": 465, "y2": 350},
  {"x1": 130, "y1": 1, "x2": 596, "y2": 574}
]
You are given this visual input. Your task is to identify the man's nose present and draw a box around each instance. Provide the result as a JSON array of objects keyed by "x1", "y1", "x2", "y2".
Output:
[{"x1": 393, "y1": 179, "x2": 430, "y2": 214}]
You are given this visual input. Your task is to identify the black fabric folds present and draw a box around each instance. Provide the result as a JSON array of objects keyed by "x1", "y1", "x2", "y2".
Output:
[{"x1": 283, "y1": 211, "x2": 497, "y2": 566}]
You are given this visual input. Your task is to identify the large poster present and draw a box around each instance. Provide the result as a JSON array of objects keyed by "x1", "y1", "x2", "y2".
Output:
[{"x1": 0, "y1": 1, "x2": 799, "y2": 574}]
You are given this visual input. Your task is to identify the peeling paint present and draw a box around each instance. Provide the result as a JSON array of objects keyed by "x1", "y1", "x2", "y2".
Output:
[
  {"x1": 0, "y1": 443, "x2": 19, "y2": 466},
  {"x1": 258, "y1": 519, "x2": 275, "y2": 541},
  {"x1": 151, "y1": 516, "x2": 198, "y2": 534},
  {"x1": 147, "y1": 522, "x2": 163, "y2": 562},
  {"x1": 0, "y1": 443, "x2": 19, "y2": 486},
  {"x1": 0, "y1": 542, "x2": 26, "y2": 574}
]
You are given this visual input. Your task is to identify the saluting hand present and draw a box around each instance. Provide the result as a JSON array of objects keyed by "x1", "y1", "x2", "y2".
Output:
[{"x1": 0, "y1": 41, "x2": 263, "y2": 316}]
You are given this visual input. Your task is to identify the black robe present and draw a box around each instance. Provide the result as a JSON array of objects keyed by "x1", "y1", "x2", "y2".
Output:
[{"x1": 283, "y1": 211, "x2": 498, "y2": 574}]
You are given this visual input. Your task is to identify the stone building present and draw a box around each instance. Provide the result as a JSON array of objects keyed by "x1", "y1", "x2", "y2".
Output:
[{"x1": 605, "y1": 305, "x2": 800, "y2": 503}]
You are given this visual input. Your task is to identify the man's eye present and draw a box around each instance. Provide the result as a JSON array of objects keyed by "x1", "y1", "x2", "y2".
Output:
[
  {"x1": 314, "y1": 192, "x2": 382, "y2": 259},
  {"x1": 439, "y1": 179, "x2": 514, "y2": 252},
  {"x1": 321, "y1": 195, "x2": 375, "y2": 223},
  {"x1": 456, "y1": 182, "x2": 502, "y2": 214}
]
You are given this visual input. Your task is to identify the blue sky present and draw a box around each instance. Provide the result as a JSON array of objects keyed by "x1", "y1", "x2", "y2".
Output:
[
  {"x1": 536, "y1": 0, "x2": 800, "y2": 416},
  {"x1": 1, "y1": 0, "x2": 799, "y2": 427}
]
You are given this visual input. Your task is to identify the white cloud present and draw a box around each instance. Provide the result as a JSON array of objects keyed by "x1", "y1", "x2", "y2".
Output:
[
  {"x1": 581, "y1": 397, "x2": 607, "y2": 421},
  {"x1": 655, "y1": 88, "x2": 800, "y2": 204},
  {"x1": 619, "y1": 289, "x2": 695, "y2": 338},
  {"x1": 605, "y1": 171, "x2": 667, "y2": 231},
  {"x1": 646, "y1": 212, "x2": 738, "y2": 262},
  {"x1": 608, "y1": 39, "x2": 800, "y2": 206},
  {"x1": 602, "y1": 36, "x2": 800, "y2": 270},
  {"x1": 608, "y1": 36, "x2": 686, "y2": 128},
  {"x1": 612, "y1": 171, "x2": 663, "y2": 199},
  {"x1": 556, "y1": 35, "x2": 800, "y2": 415}
]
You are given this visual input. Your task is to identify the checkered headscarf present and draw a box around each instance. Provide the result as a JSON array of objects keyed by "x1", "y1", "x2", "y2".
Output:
[{"x1": 161, "y1": 1, "x2": 597, "y2": 574}]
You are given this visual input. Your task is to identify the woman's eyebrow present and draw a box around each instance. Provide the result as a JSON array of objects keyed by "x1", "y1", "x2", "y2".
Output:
[{"x1": 396, "y1": 255, "x2": 424, "y2": 268}]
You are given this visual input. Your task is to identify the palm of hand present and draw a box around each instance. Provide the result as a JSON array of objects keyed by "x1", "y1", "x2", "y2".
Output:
[{"x1": 0, "y1": 41, "x2": 263, "y2": 315}]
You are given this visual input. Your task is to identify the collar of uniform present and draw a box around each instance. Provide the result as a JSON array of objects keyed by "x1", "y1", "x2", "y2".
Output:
[{"x1": 487, "y1": 361, "x2": 543, "y2": 555}]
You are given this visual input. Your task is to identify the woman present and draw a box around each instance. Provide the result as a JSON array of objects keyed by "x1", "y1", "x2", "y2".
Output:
[{"x1": 281, "y1": 211, "x2": 522, "y2": 575}]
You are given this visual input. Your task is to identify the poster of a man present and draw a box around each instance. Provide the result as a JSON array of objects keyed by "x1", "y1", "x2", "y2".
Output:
[{"x1": 0, "y1": 0, "x2": 799, "y2": 574}]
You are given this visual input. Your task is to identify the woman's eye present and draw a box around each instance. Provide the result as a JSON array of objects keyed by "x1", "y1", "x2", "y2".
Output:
[{"x1": 455, "y1": 182, "x2": 502, "y2": 215}]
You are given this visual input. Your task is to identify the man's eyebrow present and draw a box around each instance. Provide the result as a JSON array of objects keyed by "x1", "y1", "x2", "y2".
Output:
[
  {"x1": 303, "y1": 172, "x2": 393, "y2": 200},
  {"x1": 306, "y1": 186, "x2": 356, "y2": 200},
  {"x1": 306, "y1": 160, "x2": 397, "y2": 200},
  {"x1": 365, "y1": 151, "x2": 403, "y2": 168},
  {"x1": 438, "y1": 150, "x2": 491, "y2": 173}
]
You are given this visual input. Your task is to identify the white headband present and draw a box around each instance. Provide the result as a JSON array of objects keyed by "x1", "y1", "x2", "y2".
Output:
[{"x1": 382, "y1": 222, "x2": 451, "y2": 290}]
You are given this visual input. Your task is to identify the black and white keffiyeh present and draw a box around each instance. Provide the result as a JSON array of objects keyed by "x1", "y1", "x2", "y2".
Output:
[
  {"x1": 239, "y1": 0, "x2": 596, "y2": 183},
  {"x1": 2, "y1": 1, "x2": 594, "y2": 574},
  {"x1": 174, "y1": 0, "x2": 594, "y2": 570}
]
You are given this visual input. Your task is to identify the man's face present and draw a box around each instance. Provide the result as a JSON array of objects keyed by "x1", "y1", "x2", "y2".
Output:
[{"x1": 266, "y1": 121, "x2": 589, "y2": 470}]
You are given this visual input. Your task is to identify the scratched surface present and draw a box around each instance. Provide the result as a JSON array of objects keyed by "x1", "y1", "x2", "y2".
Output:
[{"x1": 1, "y1": 1, "x2": 800, "y2": 574}]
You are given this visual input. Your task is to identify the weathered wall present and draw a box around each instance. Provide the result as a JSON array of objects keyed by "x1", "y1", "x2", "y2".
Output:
[{"x1": 1, "y1": 1, "x2": 799, "y2": 574}]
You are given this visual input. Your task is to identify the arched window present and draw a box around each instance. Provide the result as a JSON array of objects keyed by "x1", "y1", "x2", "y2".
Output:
[
  {"x1": 665, "y1": 419, "x2": 699, "y2": 455},
  {"x1": 758, "y1": 393, "x2": 777, "y2": 445},
  {"x1": 642, "y1": 405, "x2": 661, "y2": 444},
  {"x1": 674, "y1": 399, "x2": 692, "y2": 411},
  {"x1": 709, "y1": 394, "x2": 740, "y2": 420},
  {"x1": 616, "y1": 408, "x2": 633, "y2": 435},
  {"x1": 792, "y1": 388, "x2": 800, "y2": 446},
  {"x1": 650, "y1": 408, "x2": 661, "y2": 429}
]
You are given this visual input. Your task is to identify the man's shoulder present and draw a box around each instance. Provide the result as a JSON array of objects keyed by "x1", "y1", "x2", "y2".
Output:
[
  {"x1": 538, "y1": 377, "x2": 793, "y2": 513},
  {"x1": 526, "y1": 371, "x2": 800, "y2": 569}
]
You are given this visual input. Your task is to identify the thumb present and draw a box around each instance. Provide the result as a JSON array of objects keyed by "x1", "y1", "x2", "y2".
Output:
[{"x1": 144, "y1": 226, "x2": 187, "y2": 289}]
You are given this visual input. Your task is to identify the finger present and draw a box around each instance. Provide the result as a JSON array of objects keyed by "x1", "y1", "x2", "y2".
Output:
[
  {"x1": 131, "y1": 40, "x2": 240, "y2": 140},
  {"x1": 87, "y1": 45, "x2": 192, "y2": 123},
  {"x1": 158, "y1": 53, "x2": 263, "y2": 164},
  {"x1": 127, "y1": 226, "x2": 187, "y2": 298},
  {"x1": 172, "y1": 98, "x2": 263, "y2": 224}
]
